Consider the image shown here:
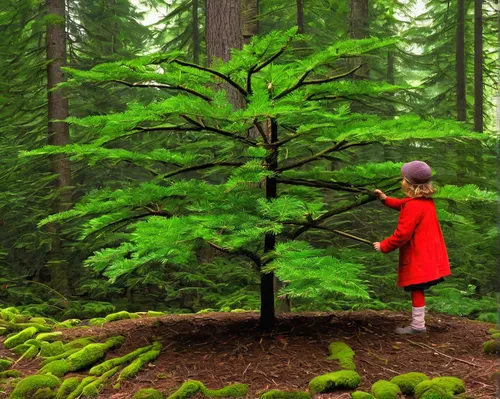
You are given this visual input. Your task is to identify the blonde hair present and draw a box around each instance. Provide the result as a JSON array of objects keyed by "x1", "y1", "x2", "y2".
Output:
[{"x1": 402, "y1": 178, "x2": 436, "y2": 198}]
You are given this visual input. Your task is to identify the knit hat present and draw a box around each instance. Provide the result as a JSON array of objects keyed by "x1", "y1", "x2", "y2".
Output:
[{"x1": 401, "y1": 161, "x2": 432, "y2": 185}]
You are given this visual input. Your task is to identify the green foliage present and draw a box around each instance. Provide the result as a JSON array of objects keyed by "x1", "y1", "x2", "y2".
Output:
[
  {"x1": 371, "y1": 380, "x2": 401, "y2": 399},
  {"x1": 390, "y1": 373, "x2": 429, "y2": 395},
  {"x1": 308, "y1": 370, "x2": 361, "y2": 394}
]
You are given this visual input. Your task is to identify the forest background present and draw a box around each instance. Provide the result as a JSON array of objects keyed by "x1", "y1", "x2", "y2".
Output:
[{"x1": 0, "y1": 0, "x2": 498, "y2": 326}]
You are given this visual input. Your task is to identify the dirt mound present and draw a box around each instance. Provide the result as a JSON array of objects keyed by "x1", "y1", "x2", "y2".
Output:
[{"x1": 1, "y1": 311, "x2": 498, "y2": 398}]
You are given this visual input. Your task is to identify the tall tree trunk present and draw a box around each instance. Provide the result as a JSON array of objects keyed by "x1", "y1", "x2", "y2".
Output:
[
  {"x1": 456, "y1": 0, "x2": 467, "y2": 121},
  {"x1": 297, "y1": 0, "x2": 305, "y2": 33},
  {"x1": 46, "y1": 0, "x2": 72, "y2": 294},
  {"x1": 387, "y1": 51, "x2": 396, "y2": 116},
  {"x1": 242, "y1": 0, "x2": 258, "y2": 45},
  {"x1": 474, "y1": 0, "x2": 483, "y2": 132},
  {"x1": 349, "y1": 0, "x2": 369, "y2": 79},
  {"x1": 261, "y1": 119, "x2": 278, "y2": 331},
  {"x1": 206, "y1": 0, "x2": 244, "y2": 108},
  {"x1": 193, "y1": 0, "x2": 200, "y2": 64}
]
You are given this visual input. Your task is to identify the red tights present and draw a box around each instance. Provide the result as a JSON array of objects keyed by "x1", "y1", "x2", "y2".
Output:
[{"x1": 411, "y1": 290, "x2": 425, "y2": 307}]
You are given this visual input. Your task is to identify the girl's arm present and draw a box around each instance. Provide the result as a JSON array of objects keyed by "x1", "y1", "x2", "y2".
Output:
[
  {"x1": 380, "y1": 202, "x2": 423, "y2": 253},
  {"x1": 382, "y1": 197, "x2": 405, "y2": 211}
]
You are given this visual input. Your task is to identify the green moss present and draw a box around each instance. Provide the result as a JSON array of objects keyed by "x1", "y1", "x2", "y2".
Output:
[
  {"x1": 0, "y1": 327, "x2": 7, "y2": 335},
  {"x1": 40, "y1": 342, "x2": 65, "y2": 357},
  {"x1": 89, "y1": 344, "x2": 154, "y2": 375},
  {"x1": 66, "y1": 376, "x2": 97, "y2": 399},
  {"x1": 81, "y1": 366, "x2": 120, "y2": 398},
  {"x1": 67, "y1": 336, "x2": 124, "y2": 371},
  {"x1": 41, "y1": 349, "x2": 80, "y2": 365},
  {"x1": 32, "y1": 387, "x2": 56, "y2": 399},
  {"x1": 491, "y1": 333, "x2": 500, "y2": 339},
  {"x1": 19, "y1": 344, "x2": 39, "y2": 360},
  {"x1": 4, "y1": 327, "x2": 38, "y2": 349},
  {"x1": 12, "y1": 316, "x2": 31, "y2": 324},
  {"x1": 352, "y1": 391, "x2": 375, "y2": 399},
  {"x1": 118, "y1": 342, "x2": 162, "y2": 380},
  {"x1": 8, "y1": 374, "x2": 61, "y2": 399},
  {"x1": 488, "y1": 328, "x2": 500, "y2": 334},
  {"x1": 430, "y1": 377, "x2": 465, "y2": 394},
  {"x1": 36, "y1": 332, "x2": 62, "y2": 342},
  {"x1": 390, "y1": 373, "x2": 429, "y2": 395},
  {"x1": 203, "y1": 383, "x2": 249, "y2": 397},
  {"x1": 63, "y1": 337, "x2": 96, "y2": 350},
  {"x1": 88, "y1": 318, "x2": 105, "y2": 326},
  {"x1": 168, "y1": 380, "x2": 204, "y2": 399},
  {"x1": 0, "y1": 359, "x2": 13, "y2": 371},
  {"x1": 104, "y1": 311, "x2": 134, "y2": 322},
  {"x1": 0, "y1": 370, "x2": 21, "y2": 378},
  {"x1": 371, "y1": 380, "x2": 401, "y2": 399},
  {"x1": 24, "y1": 339, "x2": 43, "y2": 348},
  {"x1": 10, "y1": 323, "x2": 51, "y2": 333},
  {"x1": 134, "y1": 388, "x2": 165, "y2": 399},
  {"x1": 11, "y1": 344, "x2": 31, "y2": 355},
  {"x1": 308, "y1": 370, "x2": 361, "y2": 394},
  {"x1": 29, "y1": 318, "x2": 47, "y2": 325},
  {"x1": 483, "y1": 339, "x2": 500, "y2": 354},
  {"x1": 260, "y1": 390, "x2": 311, "y2": 399},
  {"x1": 38, "y1": 360, "x2": 70, "y2": 377},
  {"x1": 56, "y1": 319, "x2": 81, "y2": 329},
  {"x1": 147, "y1": 311, "x2": 165, "y2": 317},
  {"x1": 54, "y1": 377, "x2": 79, "y2": 399},
  {"x1": 415, "y1": 383, "x2": 453, "y2": 399}
]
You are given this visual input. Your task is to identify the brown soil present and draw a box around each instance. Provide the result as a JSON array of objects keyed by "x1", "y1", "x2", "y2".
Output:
[{"x1": 1, "y1": 311, "x2": 498, "y2": 399}]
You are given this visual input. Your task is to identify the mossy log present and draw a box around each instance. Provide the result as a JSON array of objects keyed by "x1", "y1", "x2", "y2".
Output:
[
  {"x1": 89, "y1": 344, "x2": 154, "y2": 375},
  {"x1": 54, "y1": 377, "x2": 79, "y2": 399},
  {"x1": 4, "y1": 327, "x2": 38, "y2": 349},
  {"x1": 38, "y1": 360, "x2": 70, "y2": 377},
  {"x1": 309, "y1": 370, "x2": 361, "y2": 394},
  {"x1": 66, "y1": 376, "x2": 97, "y2": 399},
  {"x1": 66, "y1": 336, "x2": 124, "y2": 372},
  {"x1": 118, "y1": 342, "x2": 162, "y2": 381},
  {"x1": 81, "y1": 366, "x2": 120, "y2": 398},
  {"x1": 327, "y1": 342, "x2": 356, "y2": 370}
]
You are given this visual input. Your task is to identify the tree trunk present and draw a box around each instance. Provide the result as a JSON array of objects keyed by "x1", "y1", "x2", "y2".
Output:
[
  {"x1": 46, "y1": 0, "x2": 72, "y2": 294},
  {"x1": 387, "y1": 51, "x2": 396, "y2": 116},
  {"x1": 474, "y1": 0, "x2": 483, "y2": 132},
  {"x1": 349, "y1": 0, "x2": 369, "y2": 79},
  {"x1": 297, "y1": 0, "x2": 305, "y2": 33},
  {"x1": 242, "y1": 0, "x2": 259, "y2": 45},
  {"x1": 193, "y1": 0, "x2": 200, "y2": 64},
  {"x1": 260, "y1": 119, "x2": 278, "y2": 331},
  {"x1": 456, "y1": 0, "x2": 467, "y2": 122}
]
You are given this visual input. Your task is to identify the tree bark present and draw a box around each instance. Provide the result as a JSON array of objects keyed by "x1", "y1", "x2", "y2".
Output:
[
  {"x1": 206, "y1": 0, "x2": 243, "y2": 108},
  {"x1": 242, "y1": 0, "x2": 259, "y2": 45},
  {"x1": 387, "y1": 51, "x2": 396, "y2": 116},
  {"x1": 193, "y1": 0, "x2": 200, "y2": 64},
  {"x1": 261, "y1": 119, "x2": 278, "y2": 331},
  {"x1": 349, "y1": 0, "x2": 369, "y2": 79},
  {"x1": 456, "y1": 0, "x2": 467, "y2": 122},
  {"x1": 46, "y1": 0, "x2": 72, "y2": 294},
  {"x1": 474, "y1": 0, "x2": 483, "y2": 132},
  {"x1": 297, "y1": 0, "x2": 305, "y2": 33}
]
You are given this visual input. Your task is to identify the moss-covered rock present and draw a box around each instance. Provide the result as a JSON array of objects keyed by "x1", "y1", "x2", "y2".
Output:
[
  {"x1": 147, "y1": 311, "x2": 165, "y2": 317},
  {"x1": 8, "y1": 322, "x2": 52, "y2": 333},
  {"x1": 19, "y1": 344, "x2": 39, "y2": 360},
  {"x1": 29, "y1": 318, "x2": 47, "y2": 325},
  {"x1": 38, "y1": 360, "x2": 70, "y2": 377},
  {"x1": 89, "y1": 344, "x2": 153, "y2": 375},
  {"x1": 104, "y1": 311, "x2": 137, "y2": 323},
  {"x1": 36, "y1": 332, "x2": 62, "y2": 342},
  {"x1": 414, "y1": 378, "x2": 465, "y2": 399},
  {"x1": 168, "y1": 380, "x2": 204, "y2": 399},
  {"x1": 54, "y1": 377, "x2": 79, "y2": 399},
  {"x1": 81, "y1": 366, "x2": 120, "y2": 398},
  {"x1": 203, "y1": 383, "x2": 249, "y2": 397},
  {"x1": 483, "y1": 339, "x2": 500, "y2": 354},
  {"x1": 66, "y1": 336, "x2": 124, "y2": 371},
  {"x1": 118, "y1": 342, "x2": 162, "y2": 380},
  {"x1": 352, "y1": 391, "x2": 375, "y2": 399},
  {"x1": 32, "y1": 387, "x2": 57, "y2": 399},
  {"x1": 0, "y1": 370, "x2": 21, "y2": 378},
  {"x1": 0, "y1": 358, "x2": 13, "y2": 371},
  {"x1": 134, "y1": 388, "x2": 165, "y2": 399},
  {"x1": 415, "y1": 383, "x2": 452, "y2": 399},
  {"x1": 4, "y1": 327, "x2": 38, "y2": 349},
  {"x1": 41, "y1": 348, "x2": 80, "y2": 365},
  {"x1": 63, "y1": 337, "x2": 96, "y2": 350},
  {"x1": 88, "y1": 318, "x2": 105, "y2": 326},
  {"x1": 308, "y1": 370, "x2": 361, "y2": 394},
  {"x1": 56, "y1": 319, "x2": 81, "y2": 329},
  {"x1": 390, "y1": 372, "x2": 429, "y2": 395},
  {"x1": 11, "y1": 344, "x2": 31, "y2": 355},
  {"x1": 328, "y1": 342, "x2": 356, "y2": 370},
  {"x1": 40, "y1": 341, "x2": 65, "y2": 357},
  {"x1": 12, "y1": 316, "x2": 31, "y2": 324},
  {"x1": 371, "y1": 380, "x2": 401, "y2": 399},
  {"x1": 8, "y1": 374, "x2": 61, "y2": 399},
  {"x1": 66, "y1": 376, "x2": 97, "y2": 399},
  {"x1": 260, "y1": 390, "x2": 311, "y2": 399}
]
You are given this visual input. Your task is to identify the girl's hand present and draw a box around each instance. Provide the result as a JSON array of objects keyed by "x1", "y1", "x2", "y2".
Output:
[
  {"x1": 373, "y1": 242, "x2": 381, "y2": 252},
  {"x1": 373, "y1": 189, "x2": 387, "y2": 200}
]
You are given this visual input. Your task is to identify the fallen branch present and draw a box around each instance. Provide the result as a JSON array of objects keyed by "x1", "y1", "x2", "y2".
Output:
[{"x1": 406, "y1": 339, "x2": 480, "y2": 367}]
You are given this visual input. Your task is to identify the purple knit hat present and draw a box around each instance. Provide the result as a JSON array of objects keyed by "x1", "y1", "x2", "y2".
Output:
[{"x1": 401, "y1": 161, "x2": 432, "y2": 185}]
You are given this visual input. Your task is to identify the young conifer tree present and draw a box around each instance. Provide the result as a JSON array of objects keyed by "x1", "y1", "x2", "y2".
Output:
[{"x1": 27, "y1": 29, "x2": 491, "y2": 330}]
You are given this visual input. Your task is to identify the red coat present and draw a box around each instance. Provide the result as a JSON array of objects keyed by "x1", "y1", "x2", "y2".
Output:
[{"x1": 380, "y1": 197, "x2": 451, "y2": 287}]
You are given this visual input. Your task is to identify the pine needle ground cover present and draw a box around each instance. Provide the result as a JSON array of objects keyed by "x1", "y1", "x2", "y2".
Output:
[{"x1": 0, "y1": 312, "x2": 497, "y2": 398}]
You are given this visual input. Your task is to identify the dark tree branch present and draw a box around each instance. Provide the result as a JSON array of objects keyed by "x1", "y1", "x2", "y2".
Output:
[
  {"x1": 276, "y1": 178, "x2": 374, "y2": 194},
  {"x1": 159, "y1": 161, "x2": 244, "y2": 180},
  {"x1": 274, "y1": 65, "x2": 363, "y2": 100},
  {"x1": 207, "y1": 241, "x2": 262, "y2": 267},
  {"x1": 253, "y1": 119, "x2": 268, "y2": 143},
  {"x1": 111, "y1": 80, "x2": 212, "y2": 102},
  {"x1": 284, "y1": 223, "x2": 373, "y2": 245},
  {"x1": 172, "y1": 59, "x2": 248, "y2": 98},
  {"x1": 275, "y1": 141, "x2": 345, "y2": 172},
  {"x1": 181, "y1": 115, "x2": 257, "y2": 145}
]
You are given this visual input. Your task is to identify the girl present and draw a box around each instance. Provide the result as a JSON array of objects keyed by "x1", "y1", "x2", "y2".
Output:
[{"x1": 373, "y1": 160, "x2": 450, "y2": 334}]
